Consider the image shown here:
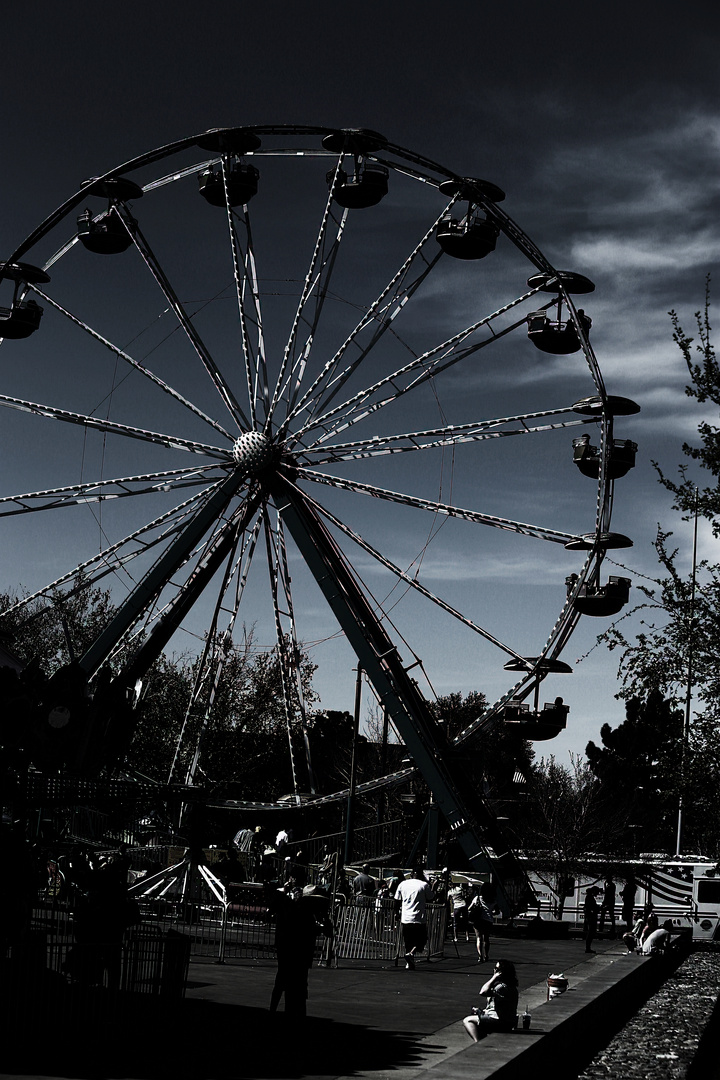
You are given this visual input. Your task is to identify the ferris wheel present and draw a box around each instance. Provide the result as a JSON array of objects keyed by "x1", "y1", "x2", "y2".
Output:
[{"x1": 0, "y1": 127, "x2": 638, "y2": 876}]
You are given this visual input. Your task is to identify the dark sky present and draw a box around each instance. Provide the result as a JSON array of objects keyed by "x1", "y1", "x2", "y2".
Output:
[{"x1": 1, "y1": 1, "x2": 719, "y2": 757}]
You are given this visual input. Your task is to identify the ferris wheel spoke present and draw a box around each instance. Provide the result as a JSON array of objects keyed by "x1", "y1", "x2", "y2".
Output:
[
  {"x1": 295, "y1": 222, "x2": 452, "y2": 431},
  {"x1": 240, "y1": 212, "x2": 271, "y2": 422},
  {"x1": 275, "y1": 512, "x2": 316, "y2": 792},
  {"x1": 296, "y1": 289, "x2": 550, "y2": 448},
  {"x1": 113, "y1": 202, "x2": 250, "y2": 431},
  {"x1": 263, "y1": 508, "x2": 314, "y2": 798},
  {"x1": 281, "y1": 221, "x2": 348, "y2": 421},
  {"x1": 28, "y1": 285, "x2": 234, "y2": 441},
  {"x1": 180, "y1": 526, "x2": 252, "y2": 788},
  {"x1": 0, "y1": 393, "x2": 231, "y2": 458},
  {"x1": 265, "y1": 156, "x2": 348, "y2": 425},
  {"x1": 303, "y1": 487, "x2": 525, "y2": 661},
  {"x1": 92, "y1": 486, "x2": 264, "y2": 681},
  {"x1": 301, "y1": 410, "x2": 591, "y2": 464},
  {"x1": 297, "y1": 467, "x2": 581, "y2": 545},
  {"x1": 220, "y1": 158, "x2": 262, "y2": 429},
  {"x1": 0, "y1": 485, "x2": 217, "y2": 619},
  {"x1": 287, "y1": 206, "x2": 453, "y2": 434},
  {"x1": 0, "y1": 464, "x2": 223, "y2": 517}
]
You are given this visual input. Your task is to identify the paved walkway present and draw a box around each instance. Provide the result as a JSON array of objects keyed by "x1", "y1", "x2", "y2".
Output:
[{"x1": 2, "y1": 933, "x2": 626, "y2": 1079}]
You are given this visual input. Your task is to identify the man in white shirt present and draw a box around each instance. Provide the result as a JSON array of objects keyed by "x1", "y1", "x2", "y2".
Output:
[
  {"x1": 641, "y1": 920, "x2": 674, "y2": 955},
  {"x1": 394, "y1": 867, "x2": 434, "y2": 969}
]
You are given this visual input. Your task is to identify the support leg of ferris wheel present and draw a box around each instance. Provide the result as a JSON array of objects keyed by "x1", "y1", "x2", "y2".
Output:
[{"x1": 272, "y1": 474, "x2": 534, "y2": 917}]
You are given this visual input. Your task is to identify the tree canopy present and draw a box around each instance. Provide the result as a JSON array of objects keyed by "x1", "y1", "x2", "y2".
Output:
[
  {"x1": 517, "y1": 754, "x2": 623, "y2": 916},
  {"x1": 657, "y1": 277, "x2": 720, "y2": 532},
  {"x1": 590, "y1": 283, "x2": 720, "y2": 859}
]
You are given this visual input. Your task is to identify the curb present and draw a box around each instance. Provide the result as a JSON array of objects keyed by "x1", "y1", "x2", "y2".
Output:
[{"x1": 453, "y1": 941, "x2": 692, "y2": 1080}]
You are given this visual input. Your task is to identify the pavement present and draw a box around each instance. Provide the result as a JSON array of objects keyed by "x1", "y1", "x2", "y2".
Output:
[{"x1": 1, "y1": 932, "x2": 634, "y2": 1080}]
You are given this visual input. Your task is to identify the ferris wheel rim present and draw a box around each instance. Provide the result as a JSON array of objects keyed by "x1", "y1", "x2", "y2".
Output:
[{"x1": 0, "y1": 125, "x2": 630, "y2": 805}]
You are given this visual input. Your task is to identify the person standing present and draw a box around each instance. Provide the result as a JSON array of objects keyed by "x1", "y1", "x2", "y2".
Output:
[
  {"x1": 269, "y1": 888, "x2": 331, "y2": 1019},
  {"x1": 599, "y1": 876, "x2": 617, "y2": 935},
  {"x1": 621, "y1": 877, "x2": 637, "y2": 933},
  {"x1": 352, "y1": 864, "x2": 377, "y2": 904},
  {"x1": 448, "y1": 883, "x2": 470, "y2": 941},
  {"x1": 394, "y1": 867, "x2": 434, "y2": 969},
  {"x1": 583, "y1": 886, "x2": 601, "y2": 953}
]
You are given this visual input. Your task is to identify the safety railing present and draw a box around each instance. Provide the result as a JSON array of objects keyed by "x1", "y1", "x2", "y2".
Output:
[
  {"x1": 2, "y1": 902, "x2": 190, "y2": 1035},
  {"x1": 333, "y1": 897, "x2": 448, "y2": 962}
]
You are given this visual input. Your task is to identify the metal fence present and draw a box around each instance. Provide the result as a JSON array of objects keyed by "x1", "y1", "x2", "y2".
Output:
[
  {"x1": 2, "y1": 902, "x2": 191, "y2": 1033},
  {"x1": 333, "y1": 898, "x2": 448, "y2": 963},
  {"x1": 137, "y1": 884, "x2": 277, "y2": 960},
  {"x1": 133, "y1": 891, "x2": 448, "y2": 966}
]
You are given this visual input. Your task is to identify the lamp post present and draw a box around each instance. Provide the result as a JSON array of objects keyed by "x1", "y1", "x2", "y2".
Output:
[
  {"x1": 344, "y1": 665, "x2": 363, "y2": 867},
  {"x1": 675, "y1": 488, "x2": 699, "y2": 858}
]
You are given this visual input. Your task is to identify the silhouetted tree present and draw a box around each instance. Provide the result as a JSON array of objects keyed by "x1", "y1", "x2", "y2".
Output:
[
  {"x1": 518, "y1": 755, "x2": 622, "y2": 917},
  {"x1": 656, "y1": 276, "x2": 720, "y2": 532},
  {"x1": 585, "y1": 692, "x2": 682, "y2": 854},
  {"x1": 592, "y1": 283, "x2": 720, "y2": 857}
]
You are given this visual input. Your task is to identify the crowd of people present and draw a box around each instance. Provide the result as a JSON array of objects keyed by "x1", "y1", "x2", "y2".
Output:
[{"x1": 580, "y1": 876, "x2": 677, "y2": 958}]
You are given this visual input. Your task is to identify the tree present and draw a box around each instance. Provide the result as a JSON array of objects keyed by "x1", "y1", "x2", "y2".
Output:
[
  {"x1": 0, "y1": 583, "x2": 325, "y2": 798},
  {"x1": 592, "y1": 283, "x2": 720, "y2": 857},
  {"x1": 518, "y1": 755, "x2": 623, "y2": 917},
  {"x1": 598, "y1": 529, "x2": 720, "y2": 714},
  {"x1": 585, "y1": 692, "x2": 683, "y2": 854},
  {"x1": 128, "y1": 636, "x2": 322, "y2": 800},
  {"x1": 0, "y1": 579, "x2": 116, "y2": 672},
  {"x1": 656, "y1": 276, "x2": 720, "y2": 533}
]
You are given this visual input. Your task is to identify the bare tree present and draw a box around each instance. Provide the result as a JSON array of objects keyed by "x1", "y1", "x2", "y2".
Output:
[{"x1": 519, "y1": 755, "x2": 626, "y2": 918}]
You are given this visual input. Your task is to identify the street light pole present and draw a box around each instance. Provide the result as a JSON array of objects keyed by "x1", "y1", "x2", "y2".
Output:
[
  {"x1": 344, "y1": 664, "x2": 363, "y2": 867},
  {"x1": 675, "y1": 487, "x2": 699, "y2": 858}
]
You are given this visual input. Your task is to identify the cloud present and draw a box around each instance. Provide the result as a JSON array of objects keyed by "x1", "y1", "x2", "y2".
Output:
[
  {"x1": 348, "y1": 544, "x2": 571, "y2": 586},
  {"x1": 571, "y1": 230, "x2": 720, "y2": 274}
]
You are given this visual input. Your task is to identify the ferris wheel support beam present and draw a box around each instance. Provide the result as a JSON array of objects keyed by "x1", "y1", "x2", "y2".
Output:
[
  {"x1": 272, "y1": 475, "x2": 532, "y2": 916},
  {"x1": 78, "y1": 470, "x2": 254, "y2": 678}
]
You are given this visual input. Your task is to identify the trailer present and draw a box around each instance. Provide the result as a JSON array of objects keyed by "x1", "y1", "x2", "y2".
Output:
[{"x1": 525, "y1": 860, "x2": 720, "y2": 940}]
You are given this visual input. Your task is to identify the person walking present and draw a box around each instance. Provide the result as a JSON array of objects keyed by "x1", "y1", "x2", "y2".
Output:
[
  {"x1": 468, "y1": 883, "x2": 495, "y2": 963},
  {"x1": 394, "y1": 867, "x2": 434, "y2": 969}
]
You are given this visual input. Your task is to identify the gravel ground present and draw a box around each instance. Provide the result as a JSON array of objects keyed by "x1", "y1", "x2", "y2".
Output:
[{"x1": 578, "y1": 945, "x2": 720, "y2": 1079}]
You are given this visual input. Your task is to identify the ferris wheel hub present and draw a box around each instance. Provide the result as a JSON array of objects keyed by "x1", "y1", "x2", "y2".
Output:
[{"x1": 232, "y1": 430, "x2": 277, "y2": 474}]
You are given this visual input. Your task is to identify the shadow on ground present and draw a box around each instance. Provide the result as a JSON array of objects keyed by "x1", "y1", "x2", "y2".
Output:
[{"x1": 3, "y1": 998, "x2": 429, "y2": 1079}]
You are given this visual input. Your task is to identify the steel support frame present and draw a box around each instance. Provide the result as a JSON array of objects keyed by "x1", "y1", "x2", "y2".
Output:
[
  {"x1": 272, "y1": 476, "x2": 529, "y2": 914},
  {"x1": 78, "y1": 471, "x2": 255, "y2": 679}
]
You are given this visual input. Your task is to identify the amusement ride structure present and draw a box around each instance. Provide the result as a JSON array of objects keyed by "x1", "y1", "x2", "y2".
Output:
[{"x1": 0, "y1": 126, "x2": 639, "y2": 909}]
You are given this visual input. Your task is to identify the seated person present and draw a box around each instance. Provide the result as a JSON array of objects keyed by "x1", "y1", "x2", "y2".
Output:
[
  {"x1": 641, "y1": 920, "x2": 674, "y2": 956},
  {"x1": 463, "y1": 959, "x2": 519, "y2": 1042},
  {"x1": 639, "y1": 911, "x2": 659, "y2": 948},
  {"x1": 622, "y1": 910, "x2": 646, "y2": 953}
]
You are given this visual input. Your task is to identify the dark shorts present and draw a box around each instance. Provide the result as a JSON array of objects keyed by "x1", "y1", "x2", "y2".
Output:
[{"x1": 402, "y1": 922, "x2": 428, "y2": 952}]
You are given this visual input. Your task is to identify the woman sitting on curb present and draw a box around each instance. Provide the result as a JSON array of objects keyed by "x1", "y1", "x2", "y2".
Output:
[{"x1": 462, "y1": 959, "x2": 519, "y2": 1042}]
